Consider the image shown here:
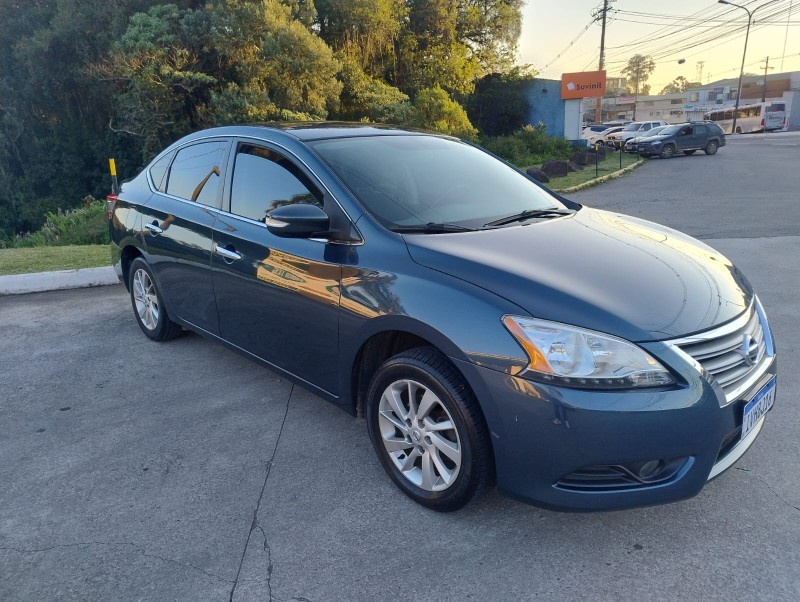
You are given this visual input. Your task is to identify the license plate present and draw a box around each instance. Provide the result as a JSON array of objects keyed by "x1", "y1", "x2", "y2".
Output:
[{"x1": 742, "y1": 378, "x2": 776, "y2": 439}]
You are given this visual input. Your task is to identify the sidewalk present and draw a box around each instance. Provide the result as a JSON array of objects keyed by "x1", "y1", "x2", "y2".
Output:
[{"x1": 0, "y1": 266, "x2": 119, "y2": 296}]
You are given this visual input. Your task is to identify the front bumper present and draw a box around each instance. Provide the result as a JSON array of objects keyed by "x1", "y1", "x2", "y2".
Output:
[{"x1": 453, "y1": 348, "x2": 777, "y2": 512}]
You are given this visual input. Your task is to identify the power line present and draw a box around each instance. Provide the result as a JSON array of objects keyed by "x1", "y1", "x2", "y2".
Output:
[{"x1": 539, "y1": 18, "x2": 596, "y2": 72}]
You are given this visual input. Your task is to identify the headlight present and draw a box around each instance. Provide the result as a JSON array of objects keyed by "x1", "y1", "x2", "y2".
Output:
[{"x1": 502, "y1": 316, "x2": 676, "y2": 389}]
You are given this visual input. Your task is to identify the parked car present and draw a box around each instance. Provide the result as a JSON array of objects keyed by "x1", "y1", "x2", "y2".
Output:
[
  {"x1": 110, "y1": 124, "x2": 776, "y2": 512},
  {"x1": 639, "y1": 122, "x2": 726, "y2": 159},
  {"x1": 605, "y1": 120, "x2": 669, "y2": 149},
  {"x1": 623, "y1": 125, "x2": 669, "y2": 153},
  {"x1": 587, "y1": 126, "x2": 624, "y2": 146},
  {"x1": 581, "y1": 124, "x2": 610, "y2": 140}
]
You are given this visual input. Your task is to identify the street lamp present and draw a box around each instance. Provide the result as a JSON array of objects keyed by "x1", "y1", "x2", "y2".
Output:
[{"x1": 718, "y1": 0, "x2": 778, "y2": 134}]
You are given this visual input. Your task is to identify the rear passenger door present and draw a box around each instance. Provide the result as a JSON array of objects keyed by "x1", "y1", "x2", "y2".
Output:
[{"x1": 141, "y1": 138, "x2": 231, "y2": 334}]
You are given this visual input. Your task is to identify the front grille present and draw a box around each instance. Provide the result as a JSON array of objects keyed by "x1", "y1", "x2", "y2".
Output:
[{"x1": 670, "y1": 301, "x2": 772, "y2": 404}]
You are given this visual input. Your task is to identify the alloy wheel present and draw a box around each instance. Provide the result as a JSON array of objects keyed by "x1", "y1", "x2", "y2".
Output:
[
  {"x1": 377, "y1": 379, "x2": 462, "y2": 492},
  {"x1": 132, "y1": 268, "x2": 160, "y2": 331}
]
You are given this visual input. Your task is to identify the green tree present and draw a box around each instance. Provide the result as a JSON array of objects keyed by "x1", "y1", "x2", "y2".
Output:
[
  {"x1": 660, "y1": 75, "x2": 701, "y2": 95},
  {"x1": 335, "y1": 55, "x2": 409, "y2": 121},
  {"x1": 407, "y1": 87, "x2": 478, "y2": 139},
  {"x1": 621, "y1": 54, "x2": 656, "y2": 97},
  {"x1": 465, "y1": 67, "x2": 534, "y2": 136},
  {"x1": 457, "y1": 0, "x2": 524, "y2": 74}
]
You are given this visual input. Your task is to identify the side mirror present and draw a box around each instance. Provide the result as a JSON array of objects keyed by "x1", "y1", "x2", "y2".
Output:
[{"x1": 265, "y1": 204, "x2": 330, "y2": 238}]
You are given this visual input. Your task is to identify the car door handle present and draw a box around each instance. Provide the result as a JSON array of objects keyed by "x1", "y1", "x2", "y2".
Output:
[
  {"x1": 144, "y1": 222, "x2": 163, "y2": 235},
  {"x1": 213, "y1": 244, "x2": 242, "y2": 262}
]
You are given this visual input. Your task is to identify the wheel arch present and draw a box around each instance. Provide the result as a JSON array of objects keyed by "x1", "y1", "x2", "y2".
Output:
[
  {"x1": 347, "y1": 319, "x2": 475, "y2": 420},
  {"x1": 120, "y1": 244, "x2": 144, "y2": 291}
]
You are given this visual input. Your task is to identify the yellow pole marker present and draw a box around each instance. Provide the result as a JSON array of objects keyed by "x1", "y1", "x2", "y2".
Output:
[{"x1": 109, "y1": 158, "x2": 119, "y2": 195}]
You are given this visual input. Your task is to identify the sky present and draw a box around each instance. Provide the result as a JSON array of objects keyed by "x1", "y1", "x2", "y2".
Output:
[{"x1": 518, "y1": 0, "x2": 800, "y2": 91}]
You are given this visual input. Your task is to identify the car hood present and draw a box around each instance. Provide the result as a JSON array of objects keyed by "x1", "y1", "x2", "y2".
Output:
[{"x1": 404, "y1": 208, "x2": 752, "y2": 342}]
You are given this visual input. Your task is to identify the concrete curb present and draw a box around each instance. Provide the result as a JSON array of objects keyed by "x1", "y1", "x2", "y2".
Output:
[
  {"x1": 555, "y1": 158, "x2": 646, "y2": 194},
  {"x1": 0, "y1": 266, "x2": 120, "y2": 296}
]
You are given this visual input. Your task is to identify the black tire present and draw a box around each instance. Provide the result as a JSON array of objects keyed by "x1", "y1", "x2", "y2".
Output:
[
  {"x1": 683, "y1": 150, "x2": 697, "y2": 155},
  {"x1": 704, "y1": 140, "x2": 719, "y2": 155},
  {"x1": 366, "y1": 347, "x2": 492, "y2": 512},
  {"x1": 128, "y1": 257, "x2": 182, "y2": 341},
  {"x1": 659, "y1": 144, "x2": 675, "y2": 159}
]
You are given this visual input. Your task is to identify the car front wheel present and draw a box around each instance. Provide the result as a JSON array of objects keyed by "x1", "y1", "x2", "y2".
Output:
[
  {"x1": 659, "y1": 145, "x2": 675, "y2": 159},
  {"x1": 128, "y1": 257, "x2": 182, "y2": 341},
  {"x1": 366, "y1": 347, "x2": 492, "y2": 512},
  {"x1": 705, "y1": 141, "x2": 719, "y2": 155}
]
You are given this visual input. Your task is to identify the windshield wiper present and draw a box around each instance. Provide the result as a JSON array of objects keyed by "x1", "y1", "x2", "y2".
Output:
[
  {"x1": 484, "y1": 208, "x2": 574, "y2": 228},
  {"x1": 390, "y1": 222, "x2": 475, "y2": 234}
]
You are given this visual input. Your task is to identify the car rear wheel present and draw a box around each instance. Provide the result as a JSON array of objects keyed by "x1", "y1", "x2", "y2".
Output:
[
  {"x1": 683, "y1": 150, "x2": 697, "y2": 155},
  {"x1": 129, "y1": 257, "x2": 182, "y2": 341},
  {"x1": 659, "y1": 145, "x2": 675, "y2": 159},
  {"x1": 704, "y1": 141, "x2": 719, "y2": 155},
  {"x1": 366, "y1": 347, "x2": 492, "y2": 512}
]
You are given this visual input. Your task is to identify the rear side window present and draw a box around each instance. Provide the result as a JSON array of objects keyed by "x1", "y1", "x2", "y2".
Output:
[
  {"x1": 695, "y1": 125, "x2": 707, "y2": 136},
  {"x1": 166, "y1": 141, "x2": 228, "y2": 207},
  {"x1": 148, "y1": 151, "x2": 175, "y2": 192},
  {"x1": 229, "y1": 144, "x2": 322, "y2": 223}
]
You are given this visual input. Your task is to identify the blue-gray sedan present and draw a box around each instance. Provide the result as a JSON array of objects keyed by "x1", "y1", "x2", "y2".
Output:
[{"x1": 110, "y1": 124, "x2": 777, "y2": 512}]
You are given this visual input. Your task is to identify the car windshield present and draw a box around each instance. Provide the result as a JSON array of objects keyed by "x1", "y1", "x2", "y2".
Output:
[
  {"x1": 309, "y1": 135, "x2": 568, "y2": 230},
  {"x1": 623, "y1": 123, "x2": 641, "y2": 131},
  {"x1": 645, "y1": 126, "x2": 667, "y2": 136},
  {"x1": 658, "y1": 125, "x2": 682, "y2": 136}
]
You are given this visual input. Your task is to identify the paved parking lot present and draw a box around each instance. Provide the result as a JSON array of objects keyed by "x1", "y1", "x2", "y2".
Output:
[{"x1": 1, "y1": 133, "x2": 799, "y2": 601}]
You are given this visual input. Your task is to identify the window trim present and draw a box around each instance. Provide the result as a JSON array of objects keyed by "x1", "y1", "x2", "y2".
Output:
[
  {"x1": 227, "y1": 141, "x2": 325, "y2": 223},
  {"x1": 162, "y1": 138, "x2": 232, "y2": 209},
  {"x1": 220, "y1": 136, "x2": 363, "y2": 245},
  {"x1": 145, "y1": 133, "x2": 363, "y2": 245}
]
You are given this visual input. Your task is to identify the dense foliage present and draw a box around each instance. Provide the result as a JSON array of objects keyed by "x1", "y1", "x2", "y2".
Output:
[
  {"x1": 479, "y1": 124, "x2": 574, "y2": 168},
  {"x1": 0, "y1": 0, "x2": 546, "y2": 240}
]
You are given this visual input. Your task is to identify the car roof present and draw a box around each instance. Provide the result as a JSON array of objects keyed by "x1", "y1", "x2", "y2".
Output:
[{"x1": 178, "y1": 122, "x2": 432, "y2": 144}]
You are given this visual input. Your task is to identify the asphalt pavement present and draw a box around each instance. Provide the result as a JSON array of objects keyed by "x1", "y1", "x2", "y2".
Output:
[{"x1": 1, "y1": 132, "x2": 799, "y2": 601}]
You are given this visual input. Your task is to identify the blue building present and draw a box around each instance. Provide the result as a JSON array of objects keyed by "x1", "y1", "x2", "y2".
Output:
[{"x1": 522, "y1": 78, "x2": 583, "y2": 141}]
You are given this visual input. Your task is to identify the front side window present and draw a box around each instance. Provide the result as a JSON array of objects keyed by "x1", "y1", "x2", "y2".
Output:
[
  {"x1": 166, "y1": 141, "x2": 228, "y2": 206},
  {"x1": 230, "y1": 144, "x2": 322, "y2": 223}
]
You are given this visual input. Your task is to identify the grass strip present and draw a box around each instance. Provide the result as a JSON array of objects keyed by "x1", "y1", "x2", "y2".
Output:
[
  {"x1": 0, "y1": 245, "x2": 111, "y2": 276},
  {"x1": 549, "y1": 152, "x2": 641, "y2": 191}
]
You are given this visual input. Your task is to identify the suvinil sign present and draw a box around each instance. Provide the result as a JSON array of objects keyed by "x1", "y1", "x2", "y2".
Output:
[{"x1": 561, "y1": 71, "x2": 606, "y2": 99}]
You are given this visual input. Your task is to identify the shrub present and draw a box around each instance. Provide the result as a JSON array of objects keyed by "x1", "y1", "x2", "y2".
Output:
[
  {"x1": 13, "y1": 196, "x2": 109, "y2": 248},
  {"x1": 479, "y1": 124, "x2": 574, "y2": 168}
]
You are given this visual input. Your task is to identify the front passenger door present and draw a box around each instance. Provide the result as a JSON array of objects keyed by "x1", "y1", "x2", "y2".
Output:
[
  {"x1": 211, "y1": 141, "x2": 344, "y2": 395},
  {"x1": 675, "y1": 125, "x2": 693, "y2": 151}
]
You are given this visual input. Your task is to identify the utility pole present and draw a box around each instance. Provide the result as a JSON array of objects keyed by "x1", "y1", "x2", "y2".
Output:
[
  {"x1": 696, "y1": 61, "x2": 705, "y2": 84},
  {"x1": 760, "y1": 56, "x2": 774, "y2": 102},
  {"x1": 592, "y1": 0, "x2": 614, "y2": 123}
]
